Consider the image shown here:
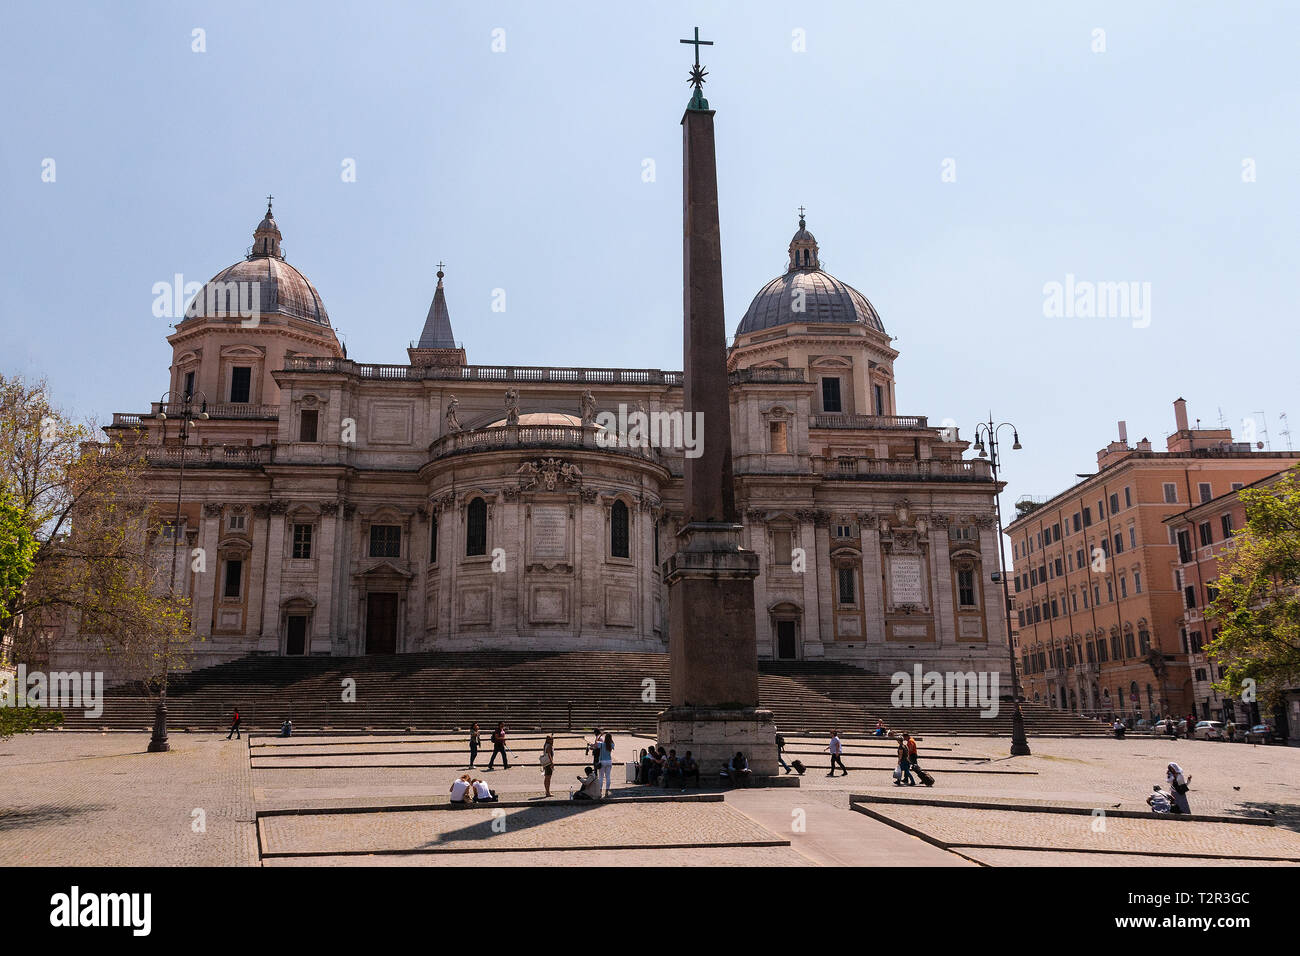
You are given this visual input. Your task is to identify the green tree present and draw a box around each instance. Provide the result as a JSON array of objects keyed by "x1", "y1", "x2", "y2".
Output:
[
  {"x1": 0, "y1": 374, "x2": 191, "y2": 690},
  {"x1": 1207, "y1": 465, "x2": 1300, "y2": 709},
  {"x1": 0, "y1": 490, "x2": 37, "y2": 648}
]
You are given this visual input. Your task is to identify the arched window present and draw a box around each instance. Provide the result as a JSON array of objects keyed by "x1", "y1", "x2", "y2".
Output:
[
  {"x1": 610, "y1": 500, "x2": 630, "y2": 558},
  {"x1": 466, "y1": 498, "x2": 487, "y2": 556}
]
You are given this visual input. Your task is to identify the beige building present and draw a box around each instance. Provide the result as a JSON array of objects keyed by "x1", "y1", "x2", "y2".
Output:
[
  {"x1": 1007, "y1": 401, "x2": 1299, "y2": 719},
  {"x1": 58, "y1": 205, "x2": 1011, "y2": 681}
]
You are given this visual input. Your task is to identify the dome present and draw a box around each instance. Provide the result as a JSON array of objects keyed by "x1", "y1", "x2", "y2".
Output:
[
  {"x1": 186, "y1": 200, "x2": 331, "y2": 327},
  {"x1": 735, "y1": 214, "x2": 884, "y2": 337}
]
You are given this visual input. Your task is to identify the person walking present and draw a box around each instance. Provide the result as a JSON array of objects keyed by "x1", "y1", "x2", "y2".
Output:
[
  {"x1": 825, "y1": 731, "x2": 848, "y2": 777},
  {"x1": 486, "y1": 722, "x2": 510, "y2": 770},
  {"x1": 540, "y1": 733, "x2": 555, "y2": 797},
  {"x1": 226, "y1": 708, "x2": 241, "y2": 740},
  {"x1": 596, "y1": 732, "x2": 615, "y2": 798},
  {"x1": 776, "y1": 732, "x2": 792, "y2": 774},
  {"x1": 1166, "y1": 762, "x2": 1191, "y2": 814},
  {"x1": 468, "y1": 722, "x2": 481, "y2": 768},
  {"x1": 896, "y1": 737, "x2": 916, "y2": 786}
]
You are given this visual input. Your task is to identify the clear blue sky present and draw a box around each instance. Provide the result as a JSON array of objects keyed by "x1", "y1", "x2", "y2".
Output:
[{"x1": 2, "y1": 0, "x2": 1297, "y2": 512}]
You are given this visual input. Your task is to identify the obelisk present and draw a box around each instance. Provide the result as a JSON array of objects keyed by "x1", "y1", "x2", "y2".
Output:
[{"x1": 658, "y1": 29, "x2": 777, "y2": 778}]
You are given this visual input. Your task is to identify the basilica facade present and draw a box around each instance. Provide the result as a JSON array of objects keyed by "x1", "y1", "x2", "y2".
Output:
[{"x1": 60, "y1": 203, "x2": 1010, "y2": 680}]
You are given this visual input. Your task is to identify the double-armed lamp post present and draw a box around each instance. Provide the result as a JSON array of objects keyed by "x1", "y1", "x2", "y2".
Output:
[
  {"x1": 147, "y1": 390, "x2": 208, "y2": 754},
  {"x1": 973, "y1": 415, "x2": 1031, "y2": 757}
]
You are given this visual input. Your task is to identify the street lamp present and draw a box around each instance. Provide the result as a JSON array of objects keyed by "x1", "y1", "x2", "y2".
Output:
[
  {"x1": 973, "y1": 413, "x2": 1030, "y2": 757},
  {"x1": 148, "y1": 389, "x2": 207, "y2": 753}
]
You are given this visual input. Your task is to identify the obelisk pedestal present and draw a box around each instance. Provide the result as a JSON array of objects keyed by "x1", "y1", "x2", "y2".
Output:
[{"x1": 657, "y1": 58, "x2": 777, "y2": 779}]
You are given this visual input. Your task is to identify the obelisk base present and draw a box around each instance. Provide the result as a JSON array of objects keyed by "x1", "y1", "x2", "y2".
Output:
[{"x1": 657, "y1": 706, "x2": 779, "y2": 778}]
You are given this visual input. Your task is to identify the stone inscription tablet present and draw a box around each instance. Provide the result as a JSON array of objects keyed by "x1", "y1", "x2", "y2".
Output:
[
  {"x1": 531, "y1": 506, "x2": 568, "y2": 560},
  {"x1": 888, "y1": 554, "x2": 924, "y2": 604}
]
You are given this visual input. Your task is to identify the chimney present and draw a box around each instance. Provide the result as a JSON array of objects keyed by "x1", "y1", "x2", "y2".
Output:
[
  {"x1": 1174, "y1": 398, "x2": 1189, "y2": 433},
  {"x1": 1118, "y1": 420, "x2": 1128, "y2": 444}
]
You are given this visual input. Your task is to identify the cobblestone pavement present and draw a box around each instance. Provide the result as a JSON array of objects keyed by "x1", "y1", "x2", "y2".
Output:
[
  {"x1": 962, "y1": 848, "x2": 1297, "y2": 867},
  {"x1": 0, "y1": 731, "x2": 257, "y2": 866},
  {"x1": 260, "y1": 801, "x2": 785, "y2": 857},
  {"x1": 855, "y1": 804, "x2": 1300, "y2": 860},
  {"x1": 5, "y1": 730, "x2": 1298, "y2": 866}
]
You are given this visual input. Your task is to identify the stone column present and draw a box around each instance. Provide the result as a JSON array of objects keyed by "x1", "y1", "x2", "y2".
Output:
[
  {"x1": 192, "y1": 504, "x2": 223, "y2": 637},
  {"x1": 799, "y1": 515, "x2": 824, "y2": 658},
  {"x1": 256, "y1": 503, "x2": 287, "y2": 652},
  {"x1": 316, "y1": 502, "x2": 341, "y2": 654},
  {"x1": 859, "y1": 514, "x2": 884, "y2": 644}
]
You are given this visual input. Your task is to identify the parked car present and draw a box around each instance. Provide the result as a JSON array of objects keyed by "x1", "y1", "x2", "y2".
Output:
[
  {"x1": 1151, "y1": 719, "x2": 1178, "y2": 735},
  {"x1": 1193, "y1": 720, "x2": 1225, "y2": 740},
  {"x1": 1245, "y1": 724, "x2": 1273, "y2": 744}
]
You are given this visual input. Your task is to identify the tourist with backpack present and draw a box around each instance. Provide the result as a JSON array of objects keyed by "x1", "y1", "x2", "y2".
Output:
[
  {"x1": 486, "y1": 722, "x2": 510, "y2": 770},
  {"x1": 776, "y1": 732, "x2": 792, "y2": 774}
]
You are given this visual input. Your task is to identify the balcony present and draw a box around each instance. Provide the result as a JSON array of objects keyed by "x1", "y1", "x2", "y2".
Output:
[
  {"x1": 729, "y1": 367, "x2": 806, "y2": 385},
  {"x1": 811, "y1": 414, "x2": 928, "y2": 429},
  {"x1": 84, "y1": 443, "x2": 270, "y2": 468},
  {"x1": 282, "y1": 357, "x2": 683, "y2": 386},
  {"x1": 811, "y1": 456, "x2": 993, "y2": 482},
  {"x1": 429, "y1": 423, "x2": 663, "y2": 464}
]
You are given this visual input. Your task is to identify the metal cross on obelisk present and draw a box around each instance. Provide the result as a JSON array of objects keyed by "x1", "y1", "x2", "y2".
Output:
[{"x1": 680, "y1": 26, "x2": 713, "y2": 106}]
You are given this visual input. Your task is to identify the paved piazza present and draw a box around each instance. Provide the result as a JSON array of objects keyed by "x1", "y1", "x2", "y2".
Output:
[{"x1": 1, "y1": 729, "x2": 1296, "y2": 866}]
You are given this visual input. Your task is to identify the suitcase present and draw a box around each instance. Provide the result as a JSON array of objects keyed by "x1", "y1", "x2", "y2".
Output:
[{"x1": 915, "y1": 767, "x2": 935, "y2": 787}]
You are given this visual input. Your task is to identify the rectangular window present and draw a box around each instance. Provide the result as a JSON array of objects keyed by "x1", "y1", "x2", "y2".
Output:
[
  {"x1": 1113, "y1": 533, "x2": 1123, "y2": 555},
  {"x1": 1098, "y1": 498, "x2": 1106, "y2": 520},
  {"x1": 821, "y1": 377, "x2": 842, "y2": 413},
  {"x1": 223, "y1": 558, "x2": 242, "y2": 599},
  {"x1": 1071, "y1": 592, "x2": 1078, "y2": 611},
  {"x1": 1106, "y1": 580, "x2": 1113, "y2": 602},
  {"x1": 1198, "y1": 522, "x2": 1212, "y2": 547},
  {"x1": 772, "y1": 530, "x2": 792, "y2": 566},
  {"x1": 1206, "y1": 583, "x2": 1218, "y2": 604},
  {"x1": 228, "y1": 512, "x2": 246, "y2": 532},
  {"x1": 1198, "y1": 482, "x2": 1212, "y2": 504},
  {"x1": 1128, "y1": 526, "x2": 1136, "y2": 549},
  {"x1": 1134, "y1": 570, "x2": 1142, "y2": 593},
  {"x1": 292, "y1": 523, "x2": 313, "y2": 559},
  {"x1": 1119, "y1": 576, "x2": 1128, "y2": 598},
  {"x1": 1110, "y1": 493, "x2": 1119, "y2": 514},
  {"x1": 874, "y1": 383, "x2": 885, "y2": 416},
  {"x1": 183, "y1": 370, "x2": 195, "y2": 399},
  {"x1": 1082, "y1": 507, "x2": 1092, "y2": 527},
  {"x1": 1050, "y1": 597, "x2": 1058, "y2": 618},
  {"x1": 1184, "y1": 585, "x2": 1196, "y2": 609},
  {"x1": 1072, "y1": 512, "x2": 1081, "y2": 532},
  {"x1": 230, "y1": 366, "x2": 252, "y2": 404},
  {"x1": 835, "y1": 523, "x2": 853, "y2": 539},
  {"x1": 1124, "y1": 486, "x2": 1132, "y2": 508},
  {"x1": 1082, "y1": 588, "x2": 1088, "y2": 608},
  {"x1": 1231, "y1": 482, "x2": 1244, "y2": 491},
  {"x1": 1054, "y1": 557, "x2": 1063, "y2": 576},
  {"x1": 1163, "y1": 483, "x2": 1178, "y2": 504},
  {"x1": 1190, "y1": 630, "x2": 1203, "y2": 654},
  {"x1": 957, "y1": 569, "x2": 976, "y2": 607},
  {"x1": 1076, "y1": 548, "x2": 1085, "y2": 569},
  {"x1": 837, "y1": 566, "x2": 856, "y2": 605},
  {"x1": 1221, "y1": 514, "x2": 1233, "y2": 538},
  {"x1": 299, "y1": 409, "x2": 319, "y2": 443},
  {"x1": 369, "y1": 524, "x2": 401, "y2": 559},
  {"x1": 1030, "y1": 568, "x2": 1037, "y2": 586},
  {"x1": 769, "y1": 420, "x2": 788, "y2": 454},
  {"x1": 430, "y1": 517, "x2": 439, "y2": 563},
  {"x1": 1052, "y1": 523, "x2": 1061, "y2": 543},
  {"x1": 1013, "y1": 576, "x2": 1021, "y2": 594},
  {"x1": 1176, "y1": 529, "x2": 1192, "y2": 563}
]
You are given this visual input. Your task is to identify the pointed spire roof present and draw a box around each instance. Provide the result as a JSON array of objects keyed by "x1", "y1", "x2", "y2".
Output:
[
  {"x1": 417, "y1": 264, "x2": 457, "y2": 349},
  {"x1": 250, "y1": 196, "x2": 283, "y2": 259}
]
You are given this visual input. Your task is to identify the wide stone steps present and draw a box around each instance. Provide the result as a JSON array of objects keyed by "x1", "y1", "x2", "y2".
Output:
[{"x1": 56, "y1": 651, "x2": 1108, "y2": 736}]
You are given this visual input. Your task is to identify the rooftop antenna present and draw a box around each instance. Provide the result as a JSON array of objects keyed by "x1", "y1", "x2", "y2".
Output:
[
  {"x1": 1280, "y1": 412, "x2": 1293, "y2": 452},
  {"x1": 1217, "y1": 406, "x2": 1227, "y2": 429}
]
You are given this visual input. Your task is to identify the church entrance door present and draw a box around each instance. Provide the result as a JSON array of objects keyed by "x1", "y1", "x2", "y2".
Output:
[
  {"x1": 366, "y1": 593, "x2": 398, "y2": 655},
  {"x1": 285, "y1": 615, "x2": 307, "y2": 655},
  {"x1": 777, "y1": 620, "x2": 797, "y2": 659}
]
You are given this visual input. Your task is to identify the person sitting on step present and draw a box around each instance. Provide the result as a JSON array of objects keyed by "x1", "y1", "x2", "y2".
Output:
[
  {"x1": 450, "y1": 773, "x2": 474, "y2": 805},
  {"x1": 573, "y1": 766, "x2": 601, "y2": 800},
  {"x1": 1146, "y1": 784, "x2": 1172, "y2": 814},
  {"x1": 725, "y1": 752, "x2": 752, "y2": 788},
  {"x1": 680, "y1": 751, "x2": 700, "y2": 789},
  {"x1": 279, "y1": 718, "x2": 293, "y2": 738},
  {"x1": 637, "y1": 748, "x2": 651, "y2": 784},
  {"x1": 663, "y1": 749, "x2": 682, "y2": 788},
  {"x1": 470, "y1": 778, "x2": 498, "y2": 803}
]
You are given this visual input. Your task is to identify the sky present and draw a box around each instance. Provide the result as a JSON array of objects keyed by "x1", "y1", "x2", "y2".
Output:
[{"x1": 2, "y1": 0, "x2": 1298, "y2": 515}]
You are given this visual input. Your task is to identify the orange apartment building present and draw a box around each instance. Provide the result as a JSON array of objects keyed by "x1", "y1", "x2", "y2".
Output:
[
  {"x1": 1163, "y1": 466, "x2": 1300, "y2": 742},
  {"x1": 1006, "y1": 399, "x2": 1299, "y2": 721}
]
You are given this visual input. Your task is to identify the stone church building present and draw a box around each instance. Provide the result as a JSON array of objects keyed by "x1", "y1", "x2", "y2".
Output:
[{"x1": 65, "y1": 203, "x2": 1010, "y2": 679}]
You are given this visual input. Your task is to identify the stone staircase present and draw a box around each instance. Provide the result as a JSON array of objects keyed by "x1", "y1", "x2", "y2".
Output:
[{"x1": 54, "y1": 651, "x2": 1108, "y2": 736}]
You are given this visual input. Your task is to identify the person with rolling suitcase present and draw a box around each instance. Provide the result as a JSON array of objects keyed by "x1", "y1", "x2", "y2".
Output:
[{"x1": 907, "y1": 733, "x2": 935, "y2": 787}]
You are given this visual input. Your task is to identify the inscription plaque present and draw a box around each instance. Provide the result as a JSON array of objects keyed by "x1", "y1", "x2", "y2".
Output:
[
  {"x1": 531, "y1": 506, "x2": 568, "y2": 560},
  {"x1": 889, "y1": 554, "x2": 924, "y2": 604}
]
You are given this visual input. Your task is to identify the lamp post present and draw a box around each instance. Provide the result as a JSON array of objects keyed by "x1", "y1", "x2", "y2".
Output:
[
  {"x1": 973, "y1": 414, "x2": 1031, "y2": 757},
  {"x1": 147, "y1": 389, "x2": 207, "y2": 753}
]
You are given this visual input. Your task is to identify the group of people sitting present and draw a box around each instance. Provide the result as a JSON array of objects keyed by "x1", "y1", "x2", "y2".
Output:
[
  {"x1": 449, "y1": 773, "x2": 499, "y2": 805},
  {"x1": 636, "y1": 746, "x2": 702, "y2": 789}
]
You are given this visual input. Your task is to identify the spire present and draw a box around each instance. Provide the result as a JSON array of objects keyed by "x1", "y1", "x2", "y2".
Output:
[
  {"x1": 787, "y1": 208, "x2": 819, "y2": 271},
  {"x1": 417, "y1": 263, "x2": 456, "y2": 348},
  {"x1": 250, "y1": 195, "x2": 283, "y2": 259}
]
